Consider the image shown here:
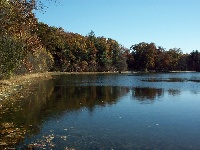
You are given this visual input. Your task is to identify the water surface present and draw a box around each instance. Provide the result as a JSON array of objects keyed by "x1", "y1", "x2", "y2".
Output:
[{"x1": 0, "y1": 73, "x2": 200, "y2": 149}]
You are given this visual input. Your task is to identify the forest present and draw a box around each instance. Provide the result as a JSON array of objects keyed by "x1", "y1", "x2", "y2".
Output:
[{"x1": 0, "y1": 0, "x2": 200, "y2": 79}]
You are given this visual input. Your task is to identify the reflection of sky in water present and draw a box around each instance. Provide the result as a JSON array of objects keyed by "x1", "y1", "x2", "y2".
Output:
[
  {"x1": 60, "y1": 73, "x2": 200, "y2": 93},
  {"x1": 18, "y1": 88, "x2": 200, "y2": 149},
  {"x1": 1, "y1": 73, "x2": 200, "y2": 149}
]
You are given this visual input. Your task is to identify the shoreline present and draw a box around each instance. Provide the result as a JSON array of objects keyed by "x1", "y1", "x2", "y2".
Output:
[
  {"x1": 0, "y1": 72, "x2": 53, "y2": 102},
  {"x1": 0, "y1": 71, "x2": 198, "y2": 102},
  {"x1": 0, "y1": 71, "x2": 118, "y2": 101}
]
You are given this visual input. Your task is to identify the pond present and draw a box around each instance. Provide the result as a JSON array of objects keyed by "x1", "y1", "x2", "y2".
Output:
[{"x1": 1, "y1": 73, "x2": 200, "y2": 149}]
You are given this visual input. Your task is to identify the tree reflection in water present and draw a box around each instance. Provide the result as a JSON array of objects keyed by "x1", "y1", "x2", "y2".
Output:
[
  {"x1": 132, "y1": 87, "x2": 181, "y2": 103},
  {"x1": 132, "y1": 87, "x2": 164, "y2": 102},
  {"x1": 0, "y1": 78, "x2": 130, "y2": 149},
  {"x1": 0, "y1": 74, "x2": 189, "y2": 149},
  {"x1": 167, "y1": 89, "x2": 181, "y2": 96}
]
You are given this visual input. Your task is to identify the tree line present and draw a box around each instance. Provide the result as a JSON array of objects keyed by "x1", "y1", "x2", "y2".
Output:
[
  {"x1": 127, "y1": 42, "x2": 200, "y2": 72},
  {"x1": 0, "y1": 0, "x2": 200, "y2": 79},
  {"x1": 36, "y1": 24, "x2": 127, "y2": 72}
]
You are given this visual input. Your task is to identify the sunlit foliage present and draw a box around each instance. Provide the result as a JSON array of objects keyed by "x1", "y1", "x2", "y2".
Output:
[
  {"x1": 0, "y1": 36, "x2": 25, "y2": 79},
  {"x1": 1, "y1": 0, "x2": 200, "y2": 79},
  {"x1": 0, "y1": 0, "x2": 53, "y2": 79},
  {"x1": 36, "y1": 24, "x2": 127, "y2": 72}
]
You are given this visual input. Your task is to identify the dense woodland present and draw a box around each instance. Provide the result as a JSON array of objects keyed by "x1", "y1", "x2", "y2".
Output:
[{"x1": 0, "y1": 0, "x2": 200, "y2": 79}]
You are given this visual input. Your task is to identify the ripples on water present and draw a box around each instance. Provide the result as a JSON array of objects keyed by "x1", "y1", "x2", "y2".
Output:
[{"x1": 0, "y1": 73, "x2": 200, "y2": 149}]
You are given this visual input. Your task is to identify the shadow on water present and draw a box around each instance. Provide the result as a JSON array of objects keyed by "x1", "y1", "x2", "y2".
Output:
[
  {"x1": 141, "y1": 77, "x2": 200, "y2": 83},
  {"x1": 141, "y1": 78, "x2": 186, "y2": 82},
  {"x1": 0, "y1": 78, "x2": 130, "y2": 149},
  {"x1": 131, "y1": 87, "x2": 181, "y2": 104},
  {"x1": 0, "y1": 73, "x2": 200, "y2": 149},
  {"x1": 132, "y1": 87, "x2": 164, "y2": 102},
  {"x1": 0, "y1": 79, "x2": 55, "y2": 148}
]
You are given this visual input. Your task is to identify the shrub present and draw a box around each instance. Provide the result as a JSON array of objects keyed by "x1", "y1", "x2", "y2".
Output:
[
  {"x1": 0, "y1": 36, "x2": 25, "y2": 79},
  {"x1": 15, "y1": 48, "x2": 54, "y2": 75}
]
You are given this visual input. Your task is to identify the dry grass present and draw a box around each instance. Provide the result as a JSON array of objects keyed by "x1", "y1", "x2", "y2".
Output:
[{"x1": 0, "y1": 72, "x2": 53, "y2": 100}]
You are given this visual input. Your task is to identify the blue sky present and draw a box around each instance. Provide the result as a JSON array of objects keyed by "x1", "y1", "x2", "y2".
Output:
[{"x1": 35, "y1": 0, "x2": 200, "y2": 53}]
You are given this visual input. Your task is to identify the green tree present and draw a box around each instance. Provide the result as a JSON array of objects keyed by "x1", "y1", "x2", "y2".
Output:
[
  {"x1": 36, "y1": 23, "x2": 66, "y2": 70},
  {"x1": 85, "y1": 38, "x2": 97, "y2": 71},
  {"x1": 115, "y1": 46, "x2": 128, "y2": 72},
  {"x1": 95, "y1": 37, "x2": 111, "y2": 71},
  {"x1": 0, "y1": 37, "x2": 25, "y2": 79},
  {"x1": 0, "y1": 0, "x2": 53, "y2": 78},
  {"x1": 107, "y1": 38, "x2": 121, "y2": 71}
]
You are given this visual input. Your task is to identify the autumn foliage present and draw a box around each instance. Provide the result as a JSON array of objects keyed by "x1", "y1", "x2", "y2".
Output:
[
  {"x1": 128, "y1": 42, "x2": 200, "y2": 72},
  {"x1": 0, "y1": 0, "x2": 200, "y2": 79},
  {"x1": 0, "y1": 0, "x2": 53, "y2": 79},
  {"x1": 36, "y1": 23, "x2": 127, "y2": 72}
]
